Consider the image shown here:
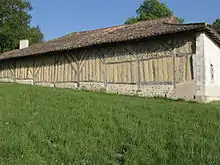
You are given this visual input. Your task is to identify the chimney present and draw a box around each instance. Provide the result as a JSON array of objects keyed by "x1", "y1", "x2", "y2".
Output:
[{"x1": 19, "y1": 40, "x2": 29, "y2": 49}]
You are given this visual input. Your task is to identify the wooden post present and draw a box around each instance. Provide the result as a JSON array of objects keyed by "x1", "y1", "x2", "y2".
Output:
[
  {"x1": 54, "y1": 54, "x2": 62, "y2": 87},
  {"x1": 56, "y1": 56, "x2": 59, "y2": 85},
  {"x1": 185, "y1": 55, "x2": 188, "y2": 81},
  {"x1": 100, "y1": 49, "x2": 107, "y2": 89},
  {"x1": 13, "y1": 59, "x2": 16, "y2": 83},
  {"x1": 77, "y1": 60, "x2": 80, "y2": 88},
  {"x1": 104, "y1": 62, "x2": 107, "y2": 88},
  {"x1": 172, "y1": 47, "x2": 176, "y2": 88},
  {"x1": 63, "y1": 56, "x2": 66, "y2": 83},
  {"x1": 53, "y1": 56, "x2": 56, "y2": 87},
  {"x1": 32, "y1": 59, "x2": 35, "y2": 85},
  {"x1": 102, "y1": 57, "x2": 107, "y2": 88},
  {"x1": 136, "y1": 55, "x2": 141, "y2": 91},
  {"x1": 142, "y1": 57, "x2": 146, "y2": 83}
]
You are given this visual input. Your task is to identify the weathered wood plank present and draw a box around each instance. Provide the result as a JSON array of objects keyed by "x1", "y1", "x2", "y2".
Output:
[
  {"x1": 141, "y1": 57, "x2": 146, "y2": 83},
  {"x1": 144, "y1": 61, "x2": 149, "y2": 82},
  {"x1": 77, "y1": 61, "x2": 80, "y2": 87},
  {"x1": 32, "y1": 59, "x2": 35, "y2": 84},
  {"x1": 136, "y1": 56, "x2": 141, "y2": 90},
  {"x1": 158, "y1": 58, "x2": 163, "y2": 81},
  {"x1": 173, "y1": 48, "x2": 176, "y2": 88},
  {"x1": 162, "y1": 58, "x2": 167, "y2": 82},
  {"x1": 13, "y1": 59, "x2": 16, "y2": 82},
  {"x1": 185, "y1": 55, "x2": 189, "y2": 81},
  {"x1": 148, "y1": 60, "x2": 152, "y2": 82},
  {"x1": 53, "y1": 56, "x2": 57, "y2": 84},
  {"x1": 188, "y1": 55, "x2": 192, "y2": 80}
]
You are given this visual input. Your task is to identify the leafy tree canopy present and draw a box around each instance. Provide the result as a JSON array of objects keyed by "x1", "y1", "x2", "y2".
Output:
[
  {"x1": 125, "y1": 0, "x2": 184, "y2": 24},
  {"x1": 0, "y1": 0, "x2": 44, "y2": 53},
  {"x1": 212, "y1": 19, "x2": 220, "y2": 34}
]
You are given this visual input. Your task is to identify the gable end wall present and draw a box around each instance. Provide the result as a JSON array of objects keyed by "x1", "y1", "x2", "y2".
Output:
[{"x1": 203, "y1": 33, "x2": 220, "y2": 102}]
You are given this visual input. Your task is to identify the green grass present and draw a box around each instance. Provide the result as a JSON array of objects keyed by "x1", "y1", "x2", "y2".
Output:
[{"x1": 0, "y1": 83, "x2": 220, "y2": 165}]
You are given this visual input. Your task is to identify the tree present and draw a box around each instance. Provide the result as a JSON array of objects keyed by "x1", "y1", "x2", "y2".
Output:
[
  {"x1": 125, "y1": 0, "x2": 184, "y2": 24},
  {"x1": 0, "y1": 0, "x2": 44, "y2": 53},
  {"x1": 212, "y1": 19, "x2": 220, "y2": 34}
]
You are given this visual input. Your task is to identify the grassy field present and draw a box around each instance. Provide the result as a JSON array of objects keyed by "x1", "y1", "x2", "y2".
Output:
[{"x1": 0, "y1": 83, "x2": 220, "y2": 165}]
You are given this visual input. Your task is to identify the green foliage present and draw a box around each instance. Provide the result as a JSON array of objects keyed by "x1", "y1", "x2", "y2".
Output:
[
  {"x1": 212, "y1": 19, "x2": 220, "y2": 34},
  {"x1": 177, "y1": 17, "x2": 184, "y2": 24},
  {"x1": 125, "y1": 0, "x2": 184, "y2": 24},
  {"x1": 0, "y1": 0, "x2": 43, "y2": 53},
  {"x1": 0, "y1": 83, "x2": 220, "y2": 164}
]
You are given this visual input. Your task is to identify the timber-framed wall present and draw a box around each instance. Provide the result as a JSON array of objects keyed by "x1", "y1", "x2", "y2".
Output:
[{"x1": 0, "y1": 33, "x2": 196, "y2": 99}]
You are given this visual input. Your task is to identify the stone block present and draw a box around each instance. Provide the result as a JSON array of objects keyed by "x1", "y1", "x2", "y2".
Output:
[
  {"x1": 35, "y1": 82, "x2": 54, "y2": 87},
  {"x1": 16, "y1": 79, "x2": 33, "y2": 85},
  {"x1": 55, "y1": 82, "x2": 77, "y2": 89}
]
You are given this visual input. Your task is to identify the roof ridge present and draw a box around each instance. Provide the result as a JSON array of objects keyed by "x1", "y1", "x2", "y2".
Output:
[{"x1": 164, "y1": 22, "x2": 208, "y2": 26}]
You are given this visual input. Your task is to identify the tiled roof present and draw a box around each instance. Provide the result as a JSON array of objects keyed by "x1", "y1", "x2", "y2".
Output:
[{"x1": 1, "y1": 16, "x2": 219, "y2": 60}]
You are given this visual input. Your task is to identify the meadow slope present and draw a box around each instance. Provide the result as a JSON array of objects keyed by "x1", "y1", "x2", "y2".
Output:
[{"x1": 0, "y1": 83, "x2": 220, "y2": 165}]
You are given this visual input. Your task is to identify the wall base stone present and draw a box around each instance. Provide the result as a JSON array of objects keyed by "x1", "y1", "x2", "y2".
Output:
[
  {"x1": 139, "y1": 85, "x2": 174, "y2": 97},
  {"x1": 80, "y1": 82, "x2": 105, "y2": 92},
  {"x1": 106, "y1": 84, "x2": 174, "y2": 97},
  {"x1": 173, "y1": 81, "x2": 197, "y2": 100},
  {"x1": 35, "y1": 82, "x2": 54, "y2": 87},
  {"x1": 204, "y1": 96, "x2": 220, "y2": 103},
  {"x1": 55, "y1": 82, "x2": 77, "y2": 89},
  {"x1": 106, "y1": 84, "x2": 137, "y2": 95},
  {"x1": 16, "y1": 79, "x2": 33, "y2": 85},
  {"x1": 0, "y1": 78, "x2": 14, "y2": 83},
  {"x1": 0, "y1": 79, "x2": 209, "y2": 102}
]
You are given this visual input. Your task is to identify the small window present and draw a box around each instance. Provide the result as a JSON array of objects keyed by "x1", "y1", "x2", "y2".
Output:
[{"x1": 210, "y1": 64, "x2": 214, "y2": 81}]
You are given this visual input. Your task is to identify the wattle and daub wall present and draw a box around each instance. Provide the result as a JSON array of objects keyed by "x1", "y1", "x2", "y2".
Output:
[{"x1": 0, "y1": 33, "x2": 196, "y2": 99}]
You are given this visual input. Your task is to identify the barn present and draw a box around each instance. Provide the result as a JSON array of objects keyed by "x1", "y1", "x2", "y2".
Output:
[{"x1": 1, "y1": 16, "x2": 220, "y2": 102}]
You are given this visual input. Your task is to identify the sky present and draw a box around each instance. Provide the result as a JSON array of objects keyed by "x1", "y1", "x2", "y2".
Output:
[{"x1": 28, "y1": 0, "x2": 220, "y2": 41}]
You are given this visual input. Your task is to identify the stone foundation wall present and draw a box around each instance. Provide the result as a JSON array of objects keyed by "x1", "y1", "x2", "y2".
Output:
[
  {"x1": 106, "y1": 84, "x2": 174, "y2": 97},
  {"x1": 139, "y1": 85, "x2": 174, "y2": 97},
  {"x1": 0, "y1": 79, "x2": 202, "y2": 101},
  {"x1": 0, "y1": 78, "x2": 175, "y2": 98}
]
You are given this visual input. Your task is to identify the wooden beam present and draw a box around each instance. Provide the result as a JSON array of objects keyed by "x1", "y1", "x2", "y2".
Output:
[
  {"x1": 53, "y1": 56, "x2": 56, "y2": 87},
  {"x1": 77, "y1": 60, "x2": 80, "y2": 88},
  {"x1": 185, "y1": 55, "x2": 188, "y2": 81},
  {"x1": 103, "y1": 59, "x2": 107, "y2": 88},
  {"x1": 64, "y1": 54, "x2": 77, "y2": 73},
  {"x1": 100, "y1": 49, "x2": 107, "y2": 88},
  {"x1": 141, "y1": 56, "x2": 146, "y2": 83},
  {"x1": 32, "y1": 59, "x2": 35, "y2": 85},
  {"x1": 56, "y1": 57, "x2": 59, "y2": 85},
  {"x1": 130, "y1": 61, "x2": 134, "y2": 83},
  {"x1": 100, "y1": 58, "x2": 107, "y2": 88},
  {"x1": 13, "y1": 59, "x2": 16, "y2": 82},
  {"x1": 172, "y1": 47, "x2": 177, "y2": 88},
  {"x1": 136, "y1": 55, "x2": 141, "y2": 91}
]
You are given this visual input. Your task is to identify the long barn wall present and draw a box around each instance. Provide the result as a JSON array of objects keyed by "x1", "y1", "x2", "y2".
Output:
[{"x1": 0, "y1": 33, "x2": 196, "y2": 98}]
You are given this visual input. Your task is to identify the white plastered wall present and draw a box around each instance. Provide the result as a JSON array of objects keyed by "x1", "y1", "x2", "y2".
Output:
[{"x1": 203, "y1": 33, "x2": 220, "y2": 102}]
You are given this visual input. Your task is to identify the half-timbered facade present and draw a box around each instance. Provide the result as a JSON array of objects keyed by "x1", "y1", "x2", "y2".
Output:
[{"x1": 1, "y1": 16, "x2": 220, "y2": 102}]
